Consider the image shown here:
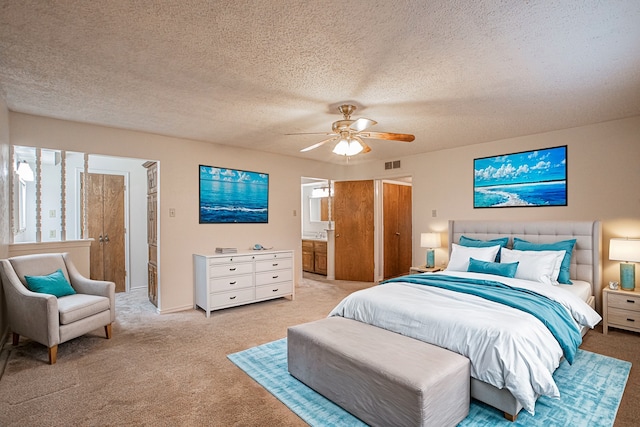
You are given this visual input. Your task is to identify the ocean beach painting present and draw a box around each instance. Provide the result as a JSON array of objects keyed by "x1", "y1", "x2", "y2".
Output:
[
  {"x1": 474, "y1": 146, "x2": 567, "y2": 208},
  {"x1": 199, "y1": 165, "x2": 269, "y2": 223}
]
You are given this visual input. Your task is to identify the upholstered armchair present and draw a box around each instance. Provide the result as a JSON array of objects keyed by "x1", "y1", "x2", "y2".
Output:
[{"x1": 0, "y1": 252, "x2": 115, "y2": 364}]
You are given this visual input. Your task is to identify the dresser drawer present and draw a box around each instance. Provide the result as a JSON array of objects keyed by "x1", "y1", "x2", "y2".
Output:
[
  {"x1": 209, "y1": 255, "x2": 254, "y2": 265},
  {"x1": 210, "y1": 288, "x2": 255, "y2": 309},
  {"x1": 254, "y1": 251, "x2": 292, "y2": 262},
  {"x1": 255, "y1": 269, "x2": 293, "y2": 286},
  {"x1": 255, "y1": 257, "x2": 293, "y2": 273},
  {"x1": 209, "y1": 274, "x2": 253, "y2": 292},
  {"x1": 256, "y1": 281, "x2": 293, "y2": 300},
  {"x1": 210, "y1": 262, "x2": 253, "y2": 277},
  {"x1": 608, "y1": 293, "x2": 640, "y2": 312},
  {"x1": 608, "y1": 307, "x2": 640, "y2": 331}
]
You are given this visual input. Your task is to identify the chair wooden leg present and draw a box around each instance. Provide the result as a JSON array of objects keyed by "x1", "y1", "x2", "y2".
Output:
[
  {"x1": 12, "y1": 333, "x2": 19, "y2": 346},
  {"x1": 105, "y1": 323, "x2": 112, "y2": 339},
  {"x1": 48, "y1": 345, "x2": 58, "y2": 365}
]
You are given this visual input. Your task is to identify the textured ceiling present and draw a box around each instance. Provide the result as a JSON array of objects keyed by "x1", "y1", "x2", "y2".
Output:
[{"x1": 1, "y1": 1, "x2": 639, "y2": 165}]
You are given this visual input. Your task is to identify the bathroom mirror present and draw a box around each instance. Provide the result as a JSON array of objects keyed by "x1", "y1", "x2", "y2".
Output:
[{"x1": 309, "y1": 197, "x2": 330, "y2": 222}]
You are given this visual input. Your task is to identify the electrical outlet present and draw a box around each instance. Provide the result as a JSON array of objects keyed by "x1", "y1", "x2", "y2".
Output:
[
  {"x1": 49, "y1": 230, "x2": 56, "y2": 238},
  {"x1": 432, "y1": 209, "x2": 437, "y2": 217},
  {"x1": 49, "y1": 209, "x2": 56, "y2": 218},
  {"x1": 293, "y1": 209, "x2": 297, "y2": 217},
  {"x1": 169, "y1": 208, "x2": 176, "y2": 217}
]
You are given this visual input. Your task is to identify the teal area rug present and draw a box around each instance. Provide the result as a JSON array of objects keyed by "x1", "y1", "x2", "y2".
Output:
[{"x1": 228, "y1": 338, "x2": 631, "y2": 427}]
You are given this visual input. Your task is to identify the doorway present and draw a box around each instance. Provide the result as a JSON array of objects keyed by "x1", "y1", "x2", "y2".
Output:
[
  {"x1": 82, "y1": 172, "x2": 127, "y2": 292},
  {"x1": 331, "y1": 177, "x2": 412, "y2": 282},
  {"x1": 84, "y1": 155, "x2": 156, "y2": 299},
  {"x1": 334, "y1": 180, "x2": 375, "y2": 281},
  {"x1": 382, "y1": 181, "x2": 412, "y2": 279}
]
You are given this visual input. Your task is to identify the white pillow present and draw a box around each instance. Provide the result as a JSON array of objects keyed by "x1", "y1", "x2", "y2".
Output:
[
  {"x1": 446, "y1": 243, "x2": 501, "y2": 272},
  {"x1": 500, "y1": 248, "x2": 566, "y2": 285}
]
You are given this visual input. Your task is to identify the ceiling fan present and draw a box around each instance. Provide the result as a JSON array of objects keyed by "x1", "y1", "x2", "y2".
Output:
[{"x1": 289, "y1": 104, "x2": 415, "y2": 156}]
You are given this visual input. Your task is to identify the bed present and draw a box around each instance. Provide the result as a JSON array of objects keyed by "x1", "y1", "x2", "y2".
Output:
[{"x1": 328, "y1": 220, "x2": 603, "y2": 420}]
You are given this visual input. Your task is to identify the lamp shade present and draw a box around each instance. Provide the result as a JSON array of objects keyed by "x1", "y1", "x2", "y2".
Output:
[
  {"x1": 420, "y1": 232, "x2": 441, "y2": 249},
  {"x1": 332, "y1": 138, "x2": 363, "y2": 156},
  {"x1": 609, "y1": 238, "x2": 640, "y2": 262}
]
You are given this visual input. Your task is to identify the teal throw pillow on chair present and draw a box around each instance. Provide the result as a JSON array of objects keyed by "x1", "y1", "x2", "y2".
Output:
[{"x1": 25, "y1": 269, "x2": 77, "y2": 298}]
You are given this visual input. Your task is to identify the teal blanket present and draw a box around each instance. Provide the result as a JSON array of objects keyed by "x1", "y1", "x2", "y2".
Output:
[{"x1": 382, "y1": 274, "x2": 582, "y2": 364}]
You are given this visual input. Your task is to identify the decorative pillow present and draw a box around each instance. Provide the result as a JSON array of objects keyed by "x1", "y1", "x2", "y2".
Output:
[
  {"x1": 24, "y1": 269, "x2": 76, "y2": 298},
  {"x1": 445, "y1": 243, "x2": 501, "y2": 272},
  {"x1": 512, "y1": 238, "x2": 576, "y2": 284},
  {"x1": 459, "y1": 235, "x2": 509, "y2": 262},
  {"x1": 467, "y1": 257, "x2": 519, "y2": 278},
  {"x1": 500, "y1": 248, "x2": 566, "y2": 285}
]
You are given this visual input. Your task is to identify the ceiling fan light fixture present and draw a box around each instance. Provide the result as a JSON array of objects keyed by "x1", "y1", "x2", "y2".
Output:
[{"x1": 332, "y1": 137, "x2": 363, "y2": 156}]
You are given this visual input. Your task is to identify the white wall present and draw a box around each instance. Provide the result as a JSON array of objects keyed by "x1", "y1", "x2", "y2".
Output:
[
  {"x1": 8, "y1": 112, "x2": 347, "y2": 313},
  {"x1": 347, "y1": 116, "x2": 640, "y2": 307},
  {"x1": 8, "y1": 112, "x2": 640, "y2": 313}
]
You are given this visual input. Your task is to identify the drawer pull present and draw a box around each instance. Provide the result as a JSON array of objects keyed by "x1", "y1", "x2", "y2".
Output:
[
  {"x1": 229, "y1": 281, "x2": 236, "y2": 285},
  {"x1": 229, "y1": 267, "x2": 237, "y2": 271},
  {"x1": 272, "y1": 288, "x2": 279, "y2": 292},
  {"x1": 229, "y1": 296, "x2": 237, "y2": 300},
  {"x1": 626, "y1": 300, "x2": 635, "y2": 304},
  {"x1": 272, "y1": 263, "x2": 279, "y2": 266},
  {"x1": 272, "y1": 275, "x2": 279, "y2": 279},
  {"x1": 627, "y1": 318, "x2": 635, "y2": 322}
]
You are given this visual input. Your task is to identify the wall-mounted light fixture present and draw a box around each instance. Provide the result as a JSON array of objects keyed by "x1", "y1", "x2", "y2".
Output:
[{"x1": 17, "y1": 160, "x2": 34, "y2": 182}]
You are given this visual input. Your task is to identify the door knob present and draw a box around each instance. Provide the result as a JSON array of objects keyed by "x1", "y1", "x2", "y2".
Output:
[
  {"x1": 396, "y1": 232, "x2": 400, "y2": 235},
  {"x1": 98, "y1": 235, "x2": 104, "y2": 243},
  {"x1": 104, "y1": 234, "x2": 110, "y2": 243}
]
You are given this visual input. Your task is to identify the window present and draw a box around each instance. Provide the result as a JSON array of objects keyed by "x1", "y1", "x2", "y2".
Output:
[{"x1": 12, "y1": 146, "x2": 87, "y2": 243}]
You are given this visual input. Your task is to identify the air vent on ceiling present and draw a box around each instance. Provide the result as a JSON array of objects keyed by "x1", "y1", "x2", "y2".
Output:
[{"x1": 384, "y1": 160, "x2": 401, "y2": 170}]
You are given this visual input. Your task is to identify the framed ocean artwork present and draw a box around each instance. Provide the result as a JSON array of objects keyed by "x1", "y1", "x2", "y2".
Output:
[
  {"x1": 473, "y1": 145, "x2": 567, "y2": 208},
  {"x1": 199, "y1": 165, "x2": 269, "y2": 223}
]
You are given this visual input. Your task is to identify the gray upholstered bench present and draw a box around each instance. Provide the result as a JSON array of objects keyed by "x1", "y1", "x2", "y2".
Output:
[{"x1": 287, "y1": 316, "x2": 470, "y2": 427}]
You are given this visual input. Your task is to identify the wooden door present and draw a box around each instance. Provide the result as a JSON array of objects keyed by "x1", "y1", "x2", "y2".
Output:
[
  {"x1": 334, "y1": 180, "x2": 374, "y2": 281},
  {"x1": 383, "y1": 183, "x2": 412, "y2": 279},
  {"x1": 144, "y1": 161, "x2": 158, "y2": 306},
  {"x1": 84, "y1": 173, "x2": 126, "y2": 293}
]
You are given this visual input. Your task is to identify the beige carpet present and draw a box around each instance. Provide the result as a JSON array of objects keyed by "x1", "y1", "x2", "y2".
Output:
[{"x1": 0, "y1": 274, "x2": 638, "y2": 426}]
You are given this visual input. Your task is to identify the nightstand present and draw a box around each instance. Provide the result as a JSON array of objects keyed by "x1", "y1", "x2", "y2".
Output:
[
  {"x1": 602, "y1": 287, "x2": 640, "y2": 335},
  {"x1": 409, "y1": 266, "x2": 442, "y2": 274}
]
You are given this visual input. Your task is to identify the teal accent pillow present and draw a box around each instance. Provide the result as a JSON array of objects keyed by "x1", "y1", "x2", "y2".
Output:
[
  {"x1": 459, "y1": 236, "x2": 509, "y2": 262},
  {"x1": 468, "y1": 257, "x2": 519, "y2": 278},
  {"x1": 512, "y1": 238, "x2": 576, "y2": 284},
  {"x1": 24, "y1": 269, "x2": 77, "y2": 298}
]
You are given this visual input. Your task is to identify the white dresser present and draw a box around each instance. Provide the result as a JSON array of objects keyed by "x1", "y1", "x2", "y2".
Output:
[{"x1": 194, "y1": 250, "x2": 294, "y2": 317}]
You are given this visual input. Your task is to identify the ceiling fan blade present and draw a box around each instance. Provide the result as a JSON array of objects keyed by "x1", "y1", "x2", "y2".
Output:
[
  {"x1": 300, "y1": 136, "x2": 337, "y2": 152},
  {"x1": 361, "y1": 131, "x2": 415, "y2": 142},
  {"x1": 353, "y1": 136, "x2": 371, "y2": 154},
  {"x1": 286, "y1": 132, "x2": 335, "y2": 136},
  {"x1": 349, "y1": 118, "x2": 377, "y2": 132}
]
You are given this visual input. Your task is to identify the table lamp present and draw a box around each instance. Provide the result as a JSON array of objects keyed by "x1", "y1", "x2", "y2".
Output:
[
  {"x1": 609, "y1": 238, "x2": 640, "y2": 290},
  {"x1": 421, "y1": 232, "x2": 441, "y2": 268}
]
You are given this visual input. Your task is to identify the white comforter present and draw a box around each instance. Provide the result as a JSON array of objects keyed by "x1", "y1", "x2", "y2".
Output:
[{"x1": 328, "y1": 271, "x2": 601, "y2": 414}]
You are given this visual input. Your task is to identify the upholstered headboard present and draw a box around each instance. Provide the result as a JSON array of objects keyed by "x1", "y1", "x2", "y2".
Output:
[{"x1": 448, "y1": 220, "x2": 602, "y2": 295}]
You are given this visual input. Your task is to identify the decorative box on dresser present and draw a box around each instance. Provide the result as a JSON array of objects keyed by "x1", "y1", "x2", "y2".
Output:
[
  {"x1": 143, "y1": 161, "x2": 158, "y2": 307},
  {"x1": 194, "y1": 250, "x2": 294, "y2": 317},
  {"x1": 603, "y1": 287, "x2": 640, "y2": 335}
]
